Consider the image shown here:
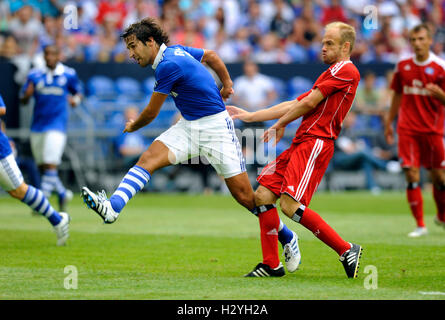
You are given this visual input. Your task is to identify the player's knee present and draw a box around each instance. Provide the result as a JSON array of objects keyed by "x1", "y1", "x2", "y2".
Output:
[
  {"x1": 254, "y1": 187, "x2": 275, "y2": 206},
  {"x1": 404, "y1": 168, "x2": 420, "y2": 183},
  {"x1": 8, "y1": 183, "x2": 27, "y2": 200},
  {"x1": 279, "y1": 196, "x2": 301, "y2": 218}
]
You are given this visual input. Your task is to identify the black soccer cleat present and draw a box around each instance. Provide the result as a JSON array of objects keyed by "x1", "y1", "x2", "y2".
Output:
[
  {"x1": 244, "y1": 262, "x2": 285, "y2": 277},
  {"x1": 339, "y1": 243, "x2": 363, "y2": 278}
]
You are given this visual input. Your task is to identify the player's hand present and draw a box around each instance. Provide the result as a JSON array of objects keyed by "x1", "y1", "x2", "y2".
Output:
[
  {"x1": 220, "y1": 86, "x2": 234, "y2": 101},
  {"x1": 426, "y1": 83, "x2": 445, "y2": 100},
  {"x1": 226, "y1": 105, "x2": 252, "y2": 122},
  {"x1": 123, "y1": 119, "x2": 137, "y2": 133},
  {"x1": 384, "y1": 124, "x2": 394, "y2": 145},
  {"x1": 262, "y1": 124, "x2": 285, "y2": 146}
]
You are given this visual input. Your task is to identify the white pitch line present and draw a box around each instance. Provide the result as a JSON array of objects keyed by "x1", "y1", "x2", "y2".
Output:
[{"x1": 419, "y1": 291, "x2": 445, "y2": 295}]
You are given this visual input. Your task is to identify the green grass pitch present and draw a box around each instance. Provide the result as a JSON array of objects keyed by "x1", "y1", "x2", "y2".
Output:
[{"x1": 0, "y1": 191, "x2": 444, "y2": 300}]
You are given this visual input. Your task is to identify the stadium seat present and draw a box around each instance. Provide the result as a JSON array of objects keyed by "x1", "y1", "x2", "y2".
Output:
[
  {"x1": 287, "y1": 76, "x2": 313, "y2": 100},
  {"x1": 269, "y1": 77, "x2": 287, "y2": 102},
  {"x1": 115, "y1": 77, "x2": 143, "y2": 100},
  {"x1": 143, "y1": 77, "x2": 156, "y2": 95},
  {"x1": 149, "y1": 109, "x2": 178, "y2": 129},
  {"x1": 86, "y1": 75, "x2": 116, "y2": 100}
]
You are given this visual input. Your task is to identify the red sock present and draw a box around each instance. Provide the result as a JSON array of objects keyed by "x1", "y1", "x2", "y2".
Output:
[
  {"x1": 407, "y1": 187, "x2": 425, "y2": 227},
  {"x1": 298, "y1": 207, "x2": 351, "y2": 256},
  {"x1": 433, "y1": 186, "x2": 445, "y2": 222},
  {"x1": 258, "y1": 208, "x2": 280, "y2": 269}
]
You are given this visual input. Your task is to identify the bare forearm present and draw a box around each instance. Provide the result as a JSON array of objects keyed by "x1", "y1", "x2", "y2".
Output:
[
  {"x1": 248, "y1": 100, "x2": 295, "y2": 122},
  {"x1": 275, "y1": 98, "x2": 314, "y2": 127}
]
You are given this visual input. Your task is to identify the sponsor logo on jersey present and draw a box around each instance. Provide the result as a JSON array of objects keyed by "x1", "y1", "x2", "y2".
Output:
[{"x1": 425, "y1": 67, "x2": 435, "y2": 75}]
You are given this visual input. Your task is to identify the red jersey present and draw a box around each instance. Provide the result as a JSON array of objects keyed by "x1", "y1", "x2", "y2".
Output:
[
  {"x1": 390, "y1": 53, "x2": 445, "y2": 136},
  {"x1": 293, "y1": 60, "x2": 360, "y2": 142}
]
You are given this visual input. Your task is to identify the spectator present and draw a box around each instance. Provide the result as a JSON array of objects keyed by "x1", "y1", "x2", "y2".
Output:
[
  {"x1": 124, "y1": 0, "x2": 160, "y2": 29},
  {"x1": 206, "y1": 28, "x2": 238, "y2": 63},
  {"x1": 321, "y1": 0, "x2": 348, "y2": 26},
  {"x1": 232, "y1": 60, "x2": 277, "y2": 125},
  {"x1": 354, "y1": 71, "x2": 386, "y2": 130},
  {"x1": 252, "y1": 32, "x2": 291, "y2": 64},
  {"x1": 114, "y1": 106, "x2": 147, "y2": 170},
  {"x1": 331, "y1": 112, "x2": 400, "y2": 194},
  {"x1": 172, "y1": 18, "x2": 205, "y2": 48},
  {"x1": 96, "y1": 0, "x2": 128, "y2": 31},
  {"x1": 8, "y1": 5, "x2": 42, "y2": 57}
]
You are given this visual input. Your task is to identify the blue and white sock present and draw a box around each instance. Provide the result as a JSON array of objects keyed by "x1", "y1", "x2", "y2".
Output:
[
  {"x1": 41, "y1": 169, "x2": 57, "y2": 198},
  {"x1": 278, "y1": 220, "x2": 294, "y2": 246},
  {"x1": 22, "y1": 185, "x2": 62, "y2": 226},
  {"x1": 42, "y1": 169, "x2": 67, "y2": 199},
  {"x1": 109, "y1": 165, "x2": 151, "y2": 213}
]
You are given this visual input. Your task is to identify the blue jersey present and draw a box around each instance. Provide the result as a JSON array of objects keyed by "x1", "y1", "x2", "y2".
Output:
[
  {"x1": 22, "y1": 63, "x2": 81, "y2": 132},
  {"x1": 152, "y1": 44, "x2": 226, "y2": 120},
  {"x1": 0, "y1": 94, "x2": 12, "y2": 159}
]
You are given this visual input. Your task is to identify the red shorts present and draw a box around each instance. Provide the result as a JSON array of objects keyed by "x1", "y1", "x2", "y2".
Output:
[
  {"x1": 257, "y1": 136, "x2": 334, "y2": 206},
  {"x1": 398, "y1": 133, "x2": 445, "y2": 169}
]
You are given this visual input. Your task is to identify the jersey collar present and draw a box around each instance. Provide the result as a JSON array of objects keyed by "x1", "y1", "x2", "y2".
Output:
[
  {"x1": 413, "y1": 52, "x2": 434, "y2": 66},
  {"x1": 43, "y1": 63, "x2": 65, "y2": 76},
  {"x1": 152, "y1": 43, "x2": 167, "y2": 70}
]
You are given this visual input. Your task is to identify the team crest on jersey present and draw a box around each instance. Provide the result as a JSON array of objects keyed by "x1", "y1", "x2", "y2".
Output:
[
  {"x1": 425, "y1": 67, "x2": 434, "y2": 75},
  {"x1": 36, "y1": 80, "x2": 45, "y2": 90},
  {"x1": 404, "y1": 64, "x2": 411, "y2": 71},
  {"x1": 57, "y1": 76, "x2": 67, "y2": 86}
]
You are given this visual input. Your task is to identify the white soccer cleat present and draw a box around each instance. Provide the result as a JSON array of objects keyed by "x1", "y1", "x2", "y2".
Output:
[
  {"x1": 408, "y1": 227, "x2": 428, "y2": 238},
  {"x1": 54, "y1": 212, "x2": 70, "y2": 246},
  {"x1": 283, "y1": 231, "x2": 301, "y2": 272},
  {"x1": 81, "y1": 187, "x2": 119, "y2": 224}
]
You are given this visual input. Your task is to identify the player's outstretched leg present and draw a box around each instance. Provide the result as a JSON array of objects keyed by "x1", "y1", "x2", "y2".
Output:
[
  {"x1": 81, "y1": 165, "x2": 150, "y2": 223},
  {"x1": 12, "y1": 183, "x2": 70, "y2": 246},
  {"x1": 280, "y1": 194, "x2": 362, "y2": 278},
  {"x1": 82, "y1": 140, "x2": 172, "y2": 223}
]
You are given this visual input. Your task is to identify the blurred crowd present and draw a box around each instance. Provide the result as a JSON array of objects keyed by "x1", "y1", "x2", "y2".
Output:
[{"x1": 0, "y1": 0, "x2": 444, "y2": 66}]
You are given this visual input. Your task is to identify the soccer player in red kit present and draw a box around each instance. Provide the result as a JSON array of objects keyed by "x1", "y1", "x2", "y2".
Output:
[
  {"x1": 227, "y1": 22, "x2": 362, "y2": 278},
  {"x1": 385, "y1": 24, "x2": 445, "y2": 237}
]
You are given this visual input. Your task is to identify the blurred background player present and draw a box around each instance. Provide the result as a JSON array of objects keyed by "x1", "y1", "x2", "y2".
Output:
[
  {"x1": 385, "y1": 23, "x2": 445, "y2": 237},
  {"x1": 81, "y1": 18, "x2": 299, "y2": 275},
  {"x1": 20, "y1": 45, "x2": 82, "y2": 212},
  {"x1": 0, "y1": 94, "x2": 69, "y2": 246},
  {"x1": 228, "y1": 22, "x2": 362, "y2": 278}
]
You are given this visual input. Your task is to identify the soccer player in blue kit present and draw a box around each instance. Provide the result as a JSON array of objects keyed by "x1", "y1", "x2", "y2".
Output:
[
  {"x1": 81, "y1": 18, "x2": 301, "y2": 277},
  {"x1": 0, "y1": 94, "x2": 70, "y2": 246},
  {"x1": 21, "y1": 45, "x2": 82, "y2": 212}
]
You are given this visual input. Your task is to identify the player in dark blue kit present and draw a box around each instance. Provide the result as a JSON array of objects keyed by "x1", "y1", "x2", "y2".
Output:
[
  {"x1": 0, "y1": 94, "x2": 70, "y2": 246},
  {"x1": 21, "y1": 45, "x2": 82, "y2": 212},
  {"x1": 81, "y1": 18, "x2": 300, "y2": 276}
]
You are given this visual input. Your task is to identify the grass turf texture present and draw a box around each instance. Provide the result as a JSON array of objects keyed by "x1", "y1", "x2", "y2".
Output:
[{"x1": 0, "y1": 191, "x2": 444, "y2": 300}]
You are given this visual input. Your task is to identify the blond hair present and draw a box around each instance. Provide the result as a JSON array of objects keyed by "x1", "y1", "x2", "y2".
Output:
[{"x1": 325, "y1": 22, "x2": 356, "y2": 54}]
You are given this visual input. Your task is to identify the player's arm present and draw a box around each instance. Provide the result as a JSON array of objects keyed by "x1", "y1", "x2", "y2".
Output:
[
  {"x1": 123, "y1": 92, "x2": 168, "y2": 133},
  {"x1": 384, "y1": 91, "x2": 401, "y2": 145},
  {"x1": 226, "y1": 100, "x2": 295, "y2": 122},
  {"x1": 263, "y1": 88, "x2": 324, "y2": 145},
  {"x1": 20, "y1": 81, "x2": 35, "y2": 105},
  {"x1": 0, "y1": 107, "x2": 5, "y2": 117},
  {"x1": 201, "y1": 49, "x2": 234, "y2": 101}
]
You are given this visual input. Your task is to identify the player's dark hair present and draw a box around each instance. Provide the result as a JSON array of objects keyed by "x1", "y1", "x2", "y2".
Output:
[
  {"x1": 43, "y1": 44, "x2": 60, "y2": 54},
  {"x1": 121, "y1": 18, "x2": 169, "y2": 46},
  {"x1": 410, "y1": 23, "x2": 432, "y2": 38}
]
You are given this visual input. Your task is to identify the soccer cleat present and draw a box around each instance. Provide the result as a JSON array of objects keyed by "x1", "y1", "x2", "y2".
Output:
[
  {"x1": 434, "y1": 216, "x2": 445, "y2": 229},
  {"x1": 244, "y1": 262, "x2": 285, "y2": 277},
  {"x1": 54, "y1": 212, "x2": 70, "y2": 246},
  {"x1": 339, "y1": 243, "x2": 362, "y2": 278},
  {"x1": 408, "y1": 227, "x2": 428, "y2": 237},
  {"x1": 283, "y1": 231, "x2": 301, "y2": 272},
  {"x1": 81, "y1": 187, "x2": 119, "y2": 224},
  {"x1": 58, "y1": 189, "x2": 73, "y2": 213}
]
